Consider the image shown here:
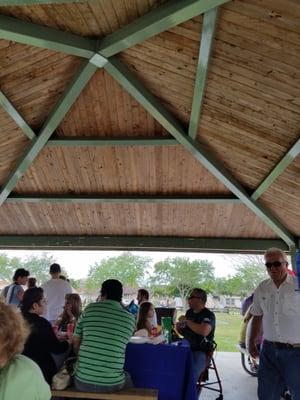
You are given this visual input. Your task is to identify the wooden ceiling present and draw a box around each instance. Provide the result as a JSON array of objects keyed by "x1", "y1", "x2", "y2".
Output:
[{"x1": 0, "y1": 0, "x2": 299, "y2": 252}]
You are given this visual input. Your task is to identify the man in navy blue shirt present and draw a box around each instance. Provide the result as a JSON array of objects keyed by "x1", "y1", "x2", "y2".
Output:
[{"x1": 176, "y1": 288, "x2": 215, "y2": 381}]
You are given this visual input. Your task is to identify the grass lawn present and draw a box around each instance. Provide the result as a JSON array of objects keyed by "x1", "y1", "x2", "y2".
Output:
[{"x1": 214, "y1": 312, "x2": 241, "y2": 352}]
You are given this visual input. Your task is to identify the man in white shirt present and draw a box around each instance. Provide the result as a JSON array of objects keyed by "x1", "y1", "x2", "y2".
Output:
[
  {"x1": 249, "y1": 247, "x2": 300, "y2": 400},
  {"x1": 42, "y1": 263, "x2": 72, "y2": 324}
]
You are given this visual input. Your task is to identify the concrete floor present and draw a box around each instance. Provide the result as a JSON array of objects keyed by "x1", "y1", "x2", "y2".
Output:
[{"x1": 199, "y1": 352, "x2": 258, "y2": 400}]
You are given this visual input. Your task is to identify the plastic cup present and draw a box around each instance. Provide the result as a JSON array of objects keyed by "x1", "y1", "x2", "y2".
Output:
[
  {"x1": 67, "y1": 323, "x2": 74, "y2": 339},
  {"x1": 52, "y1": 325, "x2": 59, "y2": 335}
]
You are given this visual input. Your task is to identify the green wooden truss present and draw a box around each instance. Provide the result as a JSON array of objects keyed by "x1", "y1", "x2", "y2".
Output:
[{"x1": 0, "y1": 0, "x2": 299, "y2": 255}]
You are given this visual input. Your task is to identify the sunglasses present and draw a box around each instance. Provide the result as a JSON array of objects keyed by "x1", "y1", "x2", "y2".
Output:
[{"x1": 265, "y1": 261, "x2": 285, "y2": 268}]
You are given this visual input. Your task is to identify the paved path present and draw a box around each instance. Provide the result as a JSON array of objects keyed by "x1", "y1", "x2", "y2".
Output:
[{"x1": 199, "y1": 352, "x2": 257, "y2": 400}]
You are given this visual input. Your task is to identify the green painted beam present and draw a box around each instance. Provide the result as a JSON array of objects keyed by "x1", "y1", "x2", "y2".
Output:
[
  {"x1": 7, "y1": 194, "x2": 240, "y2": 204},
  {"x1": 0, "y1": 60, "x2": 97, "y2": 206},
  {"x1": 188, "y1": 7, "x2": 219, "y2": 140},
  {"x1": 251, "y1": 138, "x2": 300, "y2": 200},
  {"x1": 47, "y1": 136, "x2": 178, "y2": 147},
  {"x1": 0, "y1": 15, "x2": 96, "y2": 58},
  {"x1": 0, "y1": 91, "x2": 36, "y2": 140},
  {"x1": 0, "y1": 235, "x2": 290, "y2": 252},
  {"x1": 98, "y1": 0, "x2": 230, "y2": 58},
  {"x1": 0, "y1": 0, "x2": 87, "y2": 4},
  {"x1": 104, "y1": 57, "x2": 296, "y2": 247}
]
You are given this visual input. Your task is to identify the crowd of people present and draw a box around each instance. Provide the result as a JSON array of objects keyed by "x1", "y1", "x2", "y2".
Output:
[{"x1": 0, "y1": 247, "x2": 298, "y2": 400}]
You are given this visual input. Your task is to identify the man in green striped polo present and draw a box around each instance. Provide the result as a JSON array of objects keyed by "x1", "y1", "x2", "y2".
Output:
[{"x1": 73, "y1": 279, "x2": 135, "y2": 392}]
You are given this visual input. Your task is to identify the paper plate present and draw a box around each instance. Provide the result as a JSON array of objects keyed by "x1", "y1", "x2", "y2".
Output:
[{"x1": 129, "y1": 336, "x2": 149, "y2": 344}]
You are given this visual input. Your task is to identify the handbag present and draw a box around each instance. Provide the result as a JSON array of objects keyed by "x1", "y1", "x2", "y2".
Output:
[{"x1": 51, "y1": 356, "x2": 77, "y2": 390}]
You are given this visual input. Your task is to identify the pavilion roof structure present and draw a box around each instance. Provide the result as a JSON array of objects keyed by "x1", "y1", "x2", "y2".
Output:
[{"x1": 0, "y1": 0, "x2": 299, "y2": 259}]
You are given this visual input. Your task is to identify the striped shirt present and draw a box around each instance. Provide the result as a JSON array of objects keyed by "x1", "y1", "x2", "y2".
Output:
[{"x1": 74, "y1": 300, "x2": 135, "y2": 386}]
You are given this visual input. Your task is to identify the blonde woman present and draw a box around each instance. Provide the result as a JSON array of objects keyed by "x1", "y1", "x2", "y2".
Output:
[
  {"x1": 0, "y1": 302, "x2": 51, "y2": 399},
  {"x1": 54, "y1": 293, "x2": 82, "y2": 332}
]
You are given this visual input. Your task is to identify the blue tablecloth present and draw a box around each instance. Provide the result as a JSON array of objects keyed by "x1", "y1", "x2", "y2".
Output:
[{"x1": 125, "y1": 342, "x2": 197, "y2": 400}]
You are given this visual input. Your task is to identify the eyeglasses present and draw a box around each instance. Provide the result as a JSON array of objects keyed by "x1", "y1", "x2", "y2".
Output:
[
  {"x1": 265, "y1": 261, "x2": 285, "y2": 268},
  {"x1": 188, "y1": 296, "x2": 201, "y2": 300}
]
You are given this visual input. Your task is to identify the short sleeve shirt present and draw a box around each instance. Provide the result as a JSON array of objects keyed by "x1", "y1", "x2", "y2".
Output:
[
  {"x1": 74, "y1": 300, "x2": 135, "y2": 387},
  {"x1": 42, "y1": 279, "x2": 72, "y2": 321},
  {"x1": 0, "y1": 355, "x2": 51, "y2": 400},
  {"x1": 252, "y1": 274, "x2": 300, "y2": 343},
  {"x1": 6, "y1": 283, "x2": 23, "y2": 306},
  {"x1": 183, "y1": 307, "x2": 216, "y2": 351}
]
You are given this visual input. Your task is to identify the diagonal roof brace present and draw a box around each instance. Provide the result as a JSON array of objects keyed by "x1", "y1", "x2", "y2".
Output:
[
  {"x1": 0, "y1": 15, "x2": 96, "y2": 58},
  {"x1": 0, "y1": 60, "x2": 98, "y2": 206},
  {"x1": 104, "y1": 56, "x2": 296, "y2": 247},
  {"x1": 188, "y1": 7, "x2": 219, "y2": 140},
  {"x1": 98, "y1": 0, "x2": 231, "y2": 58},
  {"x1": 0, "y1": 90, "x2": 36, "y2": 140},
  {"x1": 252, "y1": 137, "x2": 300, "y2": 200}
]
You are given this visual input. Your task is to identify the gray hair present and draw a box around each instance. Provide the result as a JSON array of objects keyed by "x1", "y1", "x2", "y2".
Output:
[{"x1": 264, "y1": 247, "x2": 288, "y2": 263}]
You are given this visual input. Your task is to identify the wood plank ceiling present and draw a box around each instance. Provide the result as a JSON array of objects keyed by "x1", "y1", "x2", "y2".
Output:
[{"x1": 0, "y1": 0, "x2": 299, "y2": 251}]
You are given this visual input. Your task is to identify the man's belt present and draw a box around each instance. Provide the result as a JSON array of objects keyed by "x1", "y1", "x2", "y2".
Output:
[{"x1": 265, "y1": 340, "x2": 300, "y2": 349}]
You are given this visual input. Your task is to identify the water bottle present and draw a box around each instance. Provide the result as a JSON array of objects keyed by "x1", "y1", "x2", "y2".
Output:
[{"x1": 164, "y1": 328, "x2": 170, "y2": 344}]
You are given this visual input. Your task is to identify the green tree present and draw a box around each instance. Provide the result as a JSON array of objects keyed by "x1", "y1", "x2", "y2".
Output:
[
  {"x1": 85, "y1": 252, "x2": 151, "y2": 293},
  {"x1": 0, "y1": 253, "x2": 22, "y2": 282},
  {"x1": 23, "y1": 253, "x2": 56, "y2": 285},
  {"x1": 150, "y1": 257, "x2": 215, "y2": 310},
  {"x1": 213, "y1": 255, "x2": 268, "y2": 296}
]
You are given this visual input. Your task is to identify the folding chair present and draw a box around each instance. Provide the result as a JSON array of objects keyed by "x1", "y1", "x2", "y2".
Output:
[{"x1": 197, "y1": 351, "x2": 223, "y2": 400}]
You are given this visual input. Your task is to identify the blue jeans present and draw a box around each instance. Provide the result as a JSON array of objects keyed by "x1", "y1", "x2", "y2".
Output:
[
  {"x1": 74, "y1": 372, "x2": 133, "y2": 393},
  {"x1": 192, "y1": 351, "x2": 207, "y2": 382},
  {"x1": 258, "y1": 341, "x2": 300, "y2": 400}
]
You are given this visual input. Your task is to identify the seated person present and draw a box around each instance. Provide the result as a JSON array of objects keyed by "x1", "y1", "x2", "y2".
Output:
[
  {"x1": 21, "y1": 287, "x2": 69, "y2": 384},
  {"x1": 176, "y1": 288, "x2": 215, "y2": 381},
  {"x1": 0, "y1": 302, "x2": 51, "y2": 400},
  {"x1": 72, "y1": 279, "x2": 135, "y2": 393},
  {"x1": 136, "y1": 302, "x2": 155, "y2": 336},
  {"x1": 137, "y1": 288, "x2": 157, "y2": 327},
  {"x1": 54, "y1": 293, "x2": 82, "y2": 333}
]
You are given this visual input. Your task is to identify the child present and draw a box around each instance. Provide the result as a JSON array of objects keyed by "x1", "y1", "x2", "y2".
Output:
[{"x1": 136, "y1": 302, "x2": 155, "y2": 336}]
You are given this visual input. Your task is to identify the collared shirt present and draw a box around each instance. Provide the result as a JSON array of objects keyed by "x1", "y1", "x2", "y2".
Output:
[
  {"x1": 252, "y1": 274, "x2": 300, "y2": 343},
  {"x1": 74, "y1": 300, "x2": 135, "y2": 387}
]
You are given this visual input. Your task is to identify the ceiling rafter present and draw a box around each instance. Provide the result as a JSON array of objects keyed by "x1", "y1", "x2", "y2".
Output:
[
  {"x1": 251, "y1": 138, "x2": 300, "y2": 200},
  {"x1": 0, "y1": 60, "x2": 98, "y2": 206},
  {"x1": 0, "y1": 0, "x2": 297, "y2": 249},
  {"x1": 47, "y1": 137, "x2": 177, "y2": 146},
  {"x1": 103, "y1": 56, "x2": 296, "y2": 247},
  {"x1": 0, "y1": 90, "x2": 36, "y2": 140},
  {"x1": 0, "y1": 14, "x2": 96, "y2": 58},
  {"x1": 97, "y1": 0, "x2": 230, "y2": 58},
  {"x1": 0, "y1": 235, "x2": 292, "y2": 252},
  {"x1": 188, "y1": 7, "x2": 219, "y2": 140},
  {"x1": 6, "y1": 194, "x2": 240, "y2": 204}
]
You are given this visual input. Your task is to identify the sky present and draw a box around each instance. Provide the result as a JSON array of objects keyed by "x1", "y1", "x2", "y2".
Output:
[{"x1": 3, "y1": 249, "x2": 241, "y2": 280}]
